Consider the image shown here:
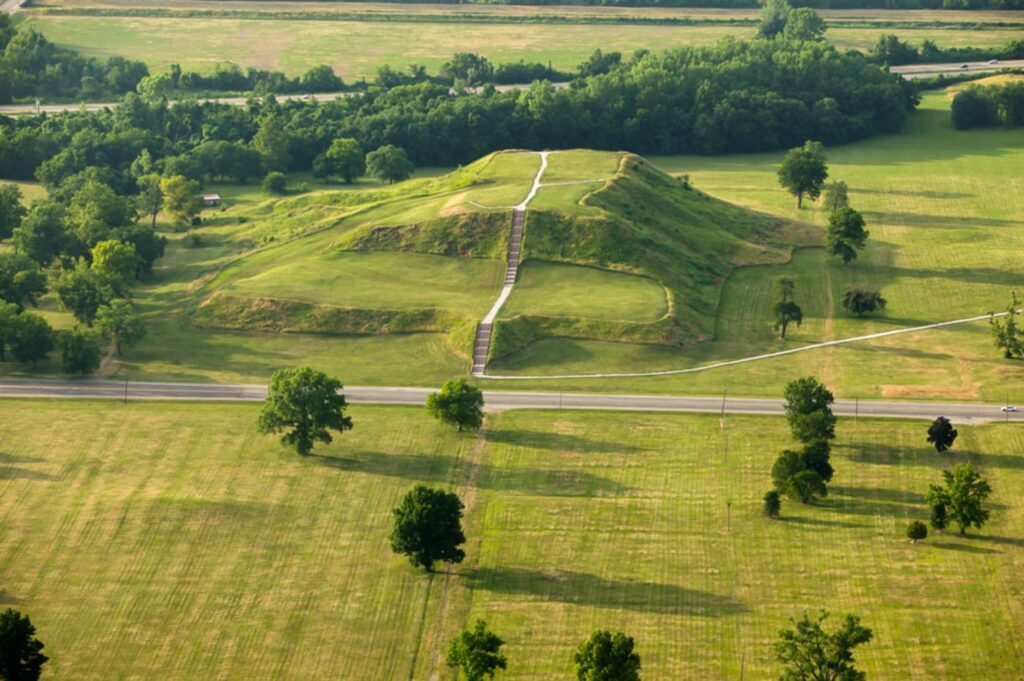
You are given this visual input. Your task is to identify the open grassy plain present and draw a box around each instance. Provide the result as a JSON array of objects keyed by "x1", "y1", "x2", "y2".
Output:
[
  {"x1": 15, "y1": 6, "x2": 1023, "y2": 81},
  {"x1": 1, "y1": 400, "x2": 1021, "y2": 679}
]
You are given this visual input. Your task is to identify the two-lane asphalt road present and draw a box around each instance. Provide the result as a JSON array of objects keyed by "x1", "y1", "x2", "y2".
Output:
[
  {"x1": 1, "y1": 378, "x2": 1020, "y2": 424},
  {"x1": 891, "y1": 59, "x2": 1024, "y2": 79}
]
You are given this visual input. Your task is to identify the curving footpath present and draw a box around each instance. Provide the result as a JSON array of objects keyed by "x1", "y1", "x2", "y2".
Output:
[{"x1": 471, "y1": 151, "x2": 550, "y2": 376}]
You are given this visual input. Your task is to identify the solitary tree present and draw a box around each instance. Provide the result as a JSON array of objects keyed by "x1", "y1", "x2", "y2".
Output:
[
  {"x1": 764, "y1": 490, "x2": 782, "y2": 519},
  {"x1": 929, "y1": 503, "x2": 948, "y2": 533},
  {"x1": 60, "y1": 327, "x2": 102, "y2": 375},
  {"x1": 925, "y1": 463, "x2": 992, "y2": 535},
  {"x1": 0, "y1": 183, "x2": 27, "y2": 241},
  {"x1": 926, "y1": 416, "x2": 958, "y2": 453},
  {"x1": 774, "y1": 611, "x2": 872, "y2": 681},
  {"x1": 783, "y1": 377, "x2": 836, "y2": 444},
  {"x1": 783, "y1": 7, "x2": 827, "y2": 41},
  {"x1": 826, "y1": 207, "x2": 869, "y2": 265},
  {"x1": 366, "y1": 145, "x2": 414, "y2": 184},
  {"x1": 990, "y1": 292, "x2": 1024, "y2": 359},
  {"x1": 95, "y1": 298, "x2": 146, "y2": 356},
  {"x1": 135, "y1": 173, "x2": 163, "y2": 229},
  {"x1": 821, "y1": 180, "x2": 849, "y2": 213},
  {"x1": 772, "y1": 276, "x2": 803, "y2": 339},
  {"x1": 257, "y1": 367, "x2": 353, "y2": 455},
  {"x1": 446, "y1": 620, "x2": 507, "y2": 681},
  {"x1": 427, "y1": 379, "x2": 484, "y2": 432},
  {"x1": 390, "y1": 484, "x2": 466, "y2": 572},
  {"x1": 777, "y1": 140, "x2": 828, "y2": 209},
  {"x1": 0, "y1": 608, "x2": 48, "y2": 681},
  {"x1": 906, "y1": 520, "x2": 928, "y2": 544},
  {"x1": 441, "y1": 53, "x2": 495, "y2": 86},
  {"x1": 574, "y1": 630, "x2": 641, "y2": 681},
  {"x1": 262, "y1": 171, "x2": 287, "y2": 195},
  {"x1": 841, "y1": 285, "x2": 886, "y2": 317}
]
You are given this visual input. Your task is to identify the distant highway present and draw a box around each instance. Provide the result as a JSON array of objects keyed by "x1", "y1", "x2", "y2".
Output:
[
  {"x1": 891, "y1": 59, "x2": 1024, "y2": 79},
  {"x1": 0, "y1": 379, "x2": 1020, "y2": 424},
  {"x1": 0, "y1": 82, "x2": 567, "y2": 116}
]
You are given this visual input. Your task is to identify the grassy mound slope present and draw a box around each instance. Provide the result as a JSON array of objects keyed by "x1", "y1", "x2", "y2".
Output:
[
  {"x1": 193, "y1": 149, "x2": 810, "y2": 365},
  {"x1": 491, "y1": 154, "x2": 816, "y2": 360}
]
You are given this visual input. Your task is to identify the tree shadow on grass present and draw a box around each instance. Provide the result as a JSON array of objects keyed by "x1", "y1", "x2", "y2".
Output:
[
  {"x1": 930, "y1": 541, "x2": 1001, "y2": 555},
  {"x1": 963, "y1": 534, "x2": 1024, "y2": 549},
  {"x1": 853, "y1": 188, "x2": 974, "y2": 200},
  {"x1": 839, "y1": 443, "x2": 1024, "y2": 472},
  {"x1": 860, "y1": 210, "x2": 1016, "y2": 230},
  {"x1": 314, "y1": 450, "x2": 631, "y2": 497},
  {"x1": 831, "y1": 485, "x2": 926, "y2": 505},
  {"x1": 0, "y1": 452, "x2": 56, "y2": 482},
  {"x1": 779, "y1": 515, "x2": 868, "y2": 530},
  {"x1": 0, "y1": 590, "x2": 22, "y2": 605},
  {"x1": 484, "y1": 429, "x2": 643, "y2": 454},
  {"x1": 468, "y1": 566, "x2": 747, "y2": 616}
]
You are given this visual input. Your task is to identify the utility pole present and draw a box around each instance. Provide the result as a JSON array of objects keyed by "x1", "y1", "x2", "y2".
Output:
[
  {"x1": 123, "y1": 370, "x2": 129, "y2": 404},
  {"x1": 855, "y1": 396, "x2": 859, "y2": 423},
  {"x1": 720, "y1": 387, "x2": 727, "y2": 429}
]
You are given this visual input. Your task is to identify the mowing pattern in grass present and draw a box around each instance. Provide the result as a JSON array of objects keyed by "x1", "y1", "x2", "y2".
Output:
[
  {"x1": 19, "y1": 12, "x2": 1023, "y2": 80},
  {"x1": 1, "y1": 401, "x2": 1021, "y2": 679}
]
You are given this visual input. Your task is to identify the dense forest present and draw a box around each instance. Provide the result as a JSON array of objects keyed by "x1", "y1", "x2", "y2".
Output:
[{"x1": 0, "y1": 38, "x2": 916, "y2": 186}]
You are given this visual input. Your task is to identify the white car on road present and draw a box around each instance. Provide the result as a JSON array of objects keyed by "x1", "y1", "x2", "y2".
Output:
[{"x1": 1001, "y1": 405, "x2": 1017, "y2": 412}]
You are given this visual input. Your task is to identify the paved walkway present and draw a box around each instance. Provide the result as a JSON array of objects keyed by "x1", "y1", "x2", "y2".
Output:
[{"x1": 471, "y1": 151, "x2": 550, "y2": 376}]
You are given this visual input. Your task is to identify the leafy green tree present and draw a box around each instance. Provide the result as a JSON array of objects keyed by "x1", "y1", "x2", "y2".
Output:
[
  {"x1": 390, "y1": 484, "x2": 466, "y2": 572},
  {"x1": 91, "y1": 239, "x2": 137, "y2": 295},
  {"x1": 906, "y1": 521, "x2": 927, "y2": 544},
  {"x1": 257, "y1": 367, "x2": 353, "y2": 455},
  {"x1": 442, "y1": 53, "x2": 494, "y2": 86},
  {"x1": 826, "y1": 207, "x2": 869, "y2": 265},
  {"x1": 764, "y1": 490, "x2": 782, "y2": 519},
  {"x1": 10, "y1": 312, "x2": 53, "y2": 368},
  {"x1": 929, "y1": 503, "x2": 947, "y2": 533},
  {"x1": 926, "y1": 416, "x2": 957, "y2": 453},
  {"x1": 801, "y1": 439, "x2": 834, "y2": 483},
  {"x1": 757, "y1": 0, "x2": 791, "y2": 39},
  {"x1": 777, "y1": 140, "x2": 828, "y2": 209},
  {"x1": 446, "y1": 620, "x2": 507, "y2": 681},
  {"x1": 821, "y1": 180, "x2": 849, "y2": 213},
  {"x1": 366, "y1": 145, "x2": 414, "y2": 184},
  {"x1": 12, "y1": 200, "x2": 66, "y2": 265},
  {"x1": 51, "y1": 260, "x2": 109, "y2": 325},
  {"x1": 95, "y1": 298, "x2": 145, "y2": 356},
  {"x1": 0, "y1": 183, "x2": 27, "y2": 241},
  {"x1": 135, "y1": 173, "x2": 163, "y2": 229},
  {"x1": 0, "y1": 608, "x2": 49, "y2": 681},
  {"x1": 774, "y1": 611, "x2": 872, "y2": 681},
  {"x1": 783, "y1": 8, "x2": 827, "y2": 41},
  {"x1": 772, "y1": 275, "x2": 803, "y2": 339},
  {"x1": 262, "y1": 172, "x2": 287, "y2": 195},
  {"x1": 60, "y1": 327, "x2": 102, "y2": 375},
  {"x1": 300, "y1": 64, "x2": 343, "y2": 92},
  {"x1": 160, "y1": 175, "x2": 203, "y2": 231},
  {"x1": 315, "y1": 138, "x2": 365, "y2": 183},
  {"x1": 0, "y1": 301, "x2": 17, "y2": 362},
  {"x1": 771, "y1": 449, "x2": 806, "y2": 493},
  {"x1": 990, "y1": 292, "x2": 1024, "y2": 359},
  {"x1": 925, "y1": 463, "x2": 992, "y2": 535},
  {"x1": 0, "y1": 253, "x2": 46, "y2": 309},
  {"x1": 574, "y1": 630, "x2": 641, "y2": 681},
  {"x1": 841, "y1": 285, "x2": 886, "y2": 317},
  {"x1": 253, "y1": 115, "x2": 291, "y2": 172},
  {"x1": 427, "y1": 379, "x2": 484, "y2": 432},
  {"x1": 783, "y1": 377, "x2": 836, "y2": 444},
  {"x1": 786, "y1": 469, "x2": 828, "y2": 504}
]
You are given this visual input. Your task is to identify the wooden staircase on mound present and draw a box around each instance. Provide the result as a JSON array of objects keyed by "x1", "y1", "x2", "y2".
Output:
[{"x1": 471, "y1": 208, "x2": 525, "y2": 376}]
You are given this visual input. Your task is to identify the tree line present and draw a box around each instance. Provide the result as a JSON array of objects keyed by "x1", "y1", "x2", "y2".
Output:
[
  {"x1": 869, "y1": 34, "x2": 1024, "y2": 67},
  {"x1": 951, "y1": 81, "x2": 1024, "y2": 130}
]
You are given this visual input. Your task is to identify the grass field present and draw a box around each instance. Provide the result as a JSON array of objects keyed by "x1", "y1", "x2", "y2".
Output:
[
  {"x1": 500, "y1": 261, "x2": 669, "y2": 322},
  {"x1": 1, "y1": 400, "x2": 1021, "y2": 679},
  {"x1": 17, "y1": 11, "x2": 1023, "y2": 81}
]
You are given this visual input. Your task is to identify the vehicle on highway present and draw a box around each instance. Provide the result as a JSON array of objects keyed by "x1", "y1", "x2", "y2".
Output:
[
  {"x1": 988, "y1": 59, "x2": 1000, "y2": 65},
  {"x1": 1001, "y1": 405, "x2": 1017, "y2": 412},
  {"x1": 960, "y1": 64, "x2": 970, "y2": 69}
]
